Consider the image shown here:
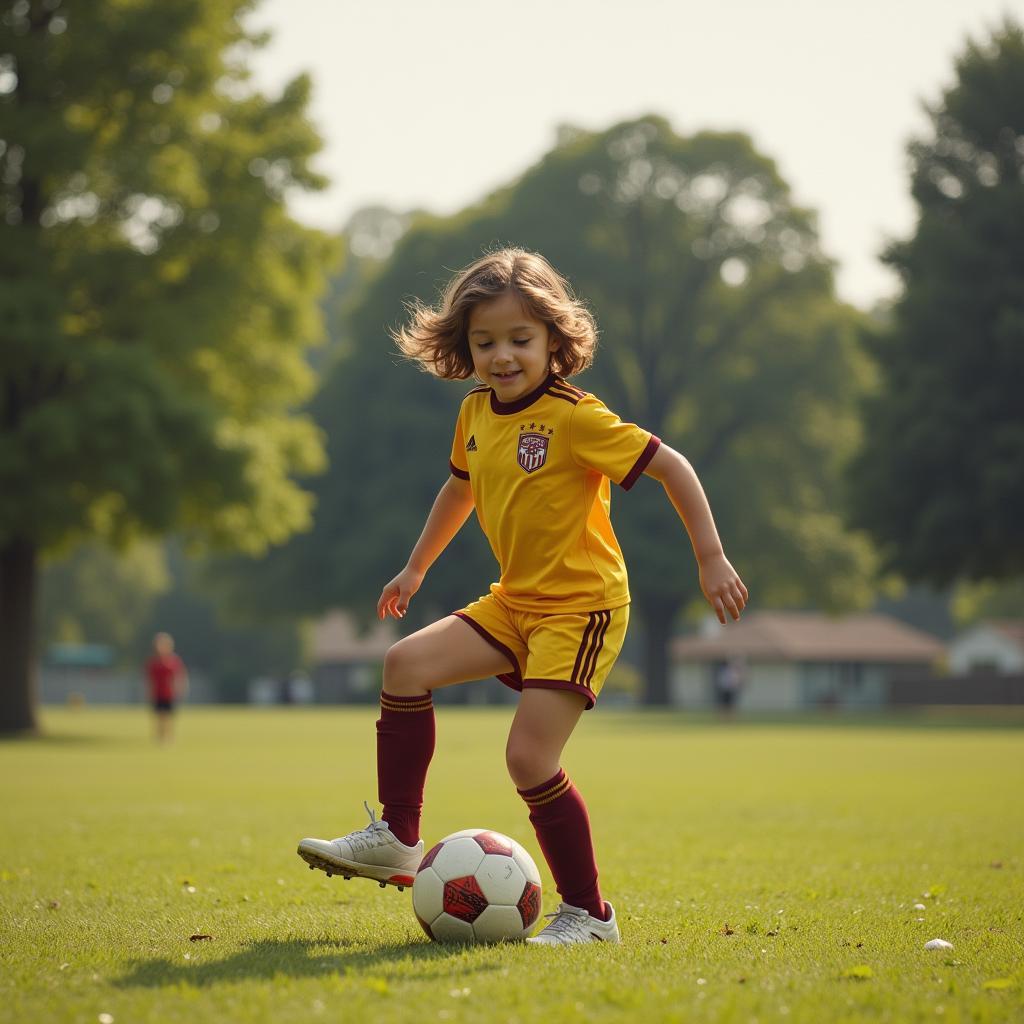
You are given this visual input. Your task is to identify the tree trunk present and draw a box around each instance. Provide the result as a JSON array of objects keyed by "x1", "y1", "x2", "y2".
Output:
[
  {"x1": 639, "y1": 600, "x2": 676, "y2": 706},
  {"x1": 0, "y1": 538, "x2": 40, "y2": 735}
]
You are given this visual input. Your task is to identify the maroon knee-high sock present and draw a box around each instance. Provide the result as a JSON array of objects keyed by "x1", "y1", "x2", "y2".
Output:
[
  {"x1": 517, "y1": 768, "x2": 608, "y2": 920},
  {"x1": 376, "y1": 691, "x2": 434, "y2": 846}
]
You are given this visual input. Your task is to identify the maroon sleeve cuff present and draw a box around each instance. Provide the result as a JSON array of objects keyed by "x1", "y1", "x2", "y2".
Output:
[
  {"x1": 619, "y1": 435, "x2": 661, "y2": 491},
  {"x1": 449, "y1": 459, "x2": 470, "y2": 480}
]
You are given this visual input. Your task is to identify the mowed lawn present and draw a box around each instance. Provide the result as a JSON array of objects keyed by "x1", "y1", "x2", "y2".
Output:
[{"x1": 1, "y1": 707, "x2": 1022, "y2": 1024}]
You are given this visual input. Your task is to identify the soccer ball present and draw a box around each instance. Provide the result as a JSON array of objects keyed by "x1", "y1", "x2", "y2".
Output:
[{"x1": 412, "y1": 829, "x2": 543, "y2": 943}]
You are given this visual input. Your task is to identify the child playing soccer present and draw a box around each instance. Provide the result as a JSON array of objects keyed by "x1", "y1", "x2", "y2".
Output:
[{"x1": 298, "y1": 249, "x2": 748, "y2": 945}]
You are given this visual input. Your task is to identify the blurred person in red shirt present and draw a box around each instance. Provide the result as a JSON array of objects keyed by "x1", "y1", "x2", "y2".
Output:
[{"x1": 145, "y1": 632, "x2": 188, "y2": 743}]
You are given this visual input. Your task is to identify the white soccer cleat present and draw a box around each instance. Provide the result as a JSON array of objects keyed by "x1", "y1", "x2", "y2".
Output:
[
  {"x1": 297, "y1": 802, "x2": 423, "y2": 890},
  {"x1": 526, "y1": 901, "x2": 621, "y2": 945}
]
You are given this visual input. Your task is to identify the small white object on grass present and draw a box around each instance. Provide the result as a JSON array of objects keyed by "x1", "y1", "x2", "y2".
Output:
[
  {"x1": 913, "y1": 903, "x2": 927, "y2": 910},
  {"x1": 924, "y1": 938, "x2": 953, "y2": 950}
]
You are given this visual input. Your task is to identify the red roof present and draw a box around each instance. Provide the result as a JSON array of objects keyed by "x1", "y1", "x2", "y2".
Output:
[
  {"x1": 672, "y1": 612, "x2": 945, "y2": 664},
  {"x1": 990, "y1": 620, "x2": 1024, "y2": 650}
]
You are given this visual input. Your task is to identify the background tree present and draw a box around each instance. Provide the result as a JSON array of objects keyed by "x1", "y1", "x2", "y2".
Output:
[
  {"x1": 238, "y1": 116, "x2": 874, "y2": 703},
  {"x1": 39, "y1": 539, "x2": 169, "y2": 653},
  {"x1": 0, "y1": 0, "x2": 335, "y2": 733},
  {"x1": 495, "y1": 119, "x2": 875, "y2": 699},
  {"x1": 849, "y1": 19, "x2": 1024, "y2": 586}
]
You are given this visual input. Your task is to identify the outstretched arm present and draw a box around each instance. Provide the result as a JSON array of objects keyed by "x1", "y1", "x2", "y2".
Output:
[
  {"x1": 377, "y1": 475, "x2": 476, "y2": 620},
  {"x1": 643, "y1": 442, "x2": 749, "y2": 623}
]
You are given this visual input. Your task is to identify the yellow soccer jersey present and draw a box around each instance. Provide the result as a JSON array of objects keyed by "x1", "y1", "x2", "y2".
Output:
[{"x1": 448, "y1": 372, "x2": 660, "y2": 613}]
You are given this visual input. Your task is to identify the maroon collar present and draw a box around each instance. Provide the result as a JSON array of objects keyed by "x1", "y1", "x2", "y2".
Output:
[{"x1": 489, "y1": 371, "x2": 557, "y2": 415}]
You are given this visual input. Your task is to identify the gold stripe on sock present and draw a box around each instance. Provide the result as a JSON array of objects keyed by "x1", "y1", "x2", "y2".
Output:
[
  {"x1": 380, "y1": 696, "x2": 433, "y2": 712},
  {"x1": 523, "y1": 775, "x2": 572, "y2": 806}
]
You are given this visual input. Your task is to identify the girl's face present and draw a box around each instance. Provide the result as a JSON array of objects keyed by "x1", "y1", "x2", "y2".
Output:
[{"x1": 467, "y1": 291, "x2": 559, "y2": 402}]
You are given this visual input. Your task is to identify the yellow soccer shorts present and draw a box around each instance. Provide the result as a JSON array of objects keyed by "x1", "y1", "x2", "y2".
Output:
[{"x1": 453, "y1": 593, "x2": 629, "y2": 710}]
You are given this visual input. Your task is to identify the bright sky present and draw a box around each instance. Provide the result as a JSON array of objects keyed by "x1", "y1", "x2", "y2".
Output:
[{"x1": 248, "y1": 0, "x2": 1022, "y2": 309}]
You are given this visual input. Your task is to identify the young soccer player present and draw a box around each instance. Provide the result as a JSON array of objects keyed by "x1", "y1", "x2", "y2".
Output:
[{"x1": 298, "y1": 249, "x2": 748, "y2": 945}]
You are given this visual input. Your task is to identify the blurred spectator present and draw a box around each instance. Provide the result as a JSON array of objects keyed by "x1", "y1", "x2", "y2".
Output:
[
  {"x1": 145, "y1": 632, "x2": 188, "y2": 743},
  {"x1": 714, "y1": 658, "x2": 746, "y2": 715}
]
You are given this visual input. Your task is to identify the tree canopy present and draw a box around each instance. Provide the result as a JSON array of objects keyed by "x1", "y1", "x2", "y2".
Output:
[
  {"x1": 0, "y1": 0, "x2": 336, "y2": 732},
  {"x1": 848, "y1": 20, "x2": 1024, "y2": 586}
]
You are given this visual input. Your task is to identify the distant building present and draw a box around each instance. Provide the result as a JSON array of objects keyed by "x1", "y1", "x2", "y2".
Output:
[
  {"x1": 671, "y1": 611, "x2": 945, "y2": 711},
  {"x1": 308, "y1": 609, "x2": 519, "y2": 706},
  {"x1": 40, "y1": 643, "x2": 216, "y2": 704},
  {"x1": 948, "y1": 621, "x2": 1024, "y2": 675},
  {"x1": 309, "y1": 610, "x2": 397, "y2": 703}
]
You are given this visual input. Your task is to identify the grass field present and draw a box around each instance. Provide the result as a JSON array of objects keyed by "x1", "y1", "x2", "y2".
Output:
[{"x1": 1, "y1": 706, "x2": 1022, "y2": 1024}]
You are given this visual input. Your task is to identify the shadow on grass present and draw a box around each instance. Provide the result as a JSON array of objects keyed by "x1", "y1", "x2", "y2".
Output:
[{"x1": 115, "y1": 936, "x2": 497, "y2": 989}]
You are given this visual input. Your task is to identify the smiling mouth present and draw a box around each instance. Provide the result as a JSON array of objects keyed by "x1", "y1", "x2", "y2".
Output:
[{"x1": 492, "y1": 370, "x2": 521, "y2": 381}]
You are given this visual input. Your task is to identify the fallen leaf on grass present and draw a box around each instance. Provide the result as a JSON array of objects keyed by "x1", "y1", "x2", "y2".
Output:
[
  {"x1": 841, "y1": 965, "x2": 874, "y2": 980},
  {"x1": 982, "y1": 979, "x2": 1015, "y2": 991},
  {"x1": 766, "y1": 929, "x2": 779, "y2": 937},
  {"x1": 989, "y1": 861, "x2": 1002, "y2": 869},
  {"x1": 188, "y1": 934, "x2": 213, "y2": 942},
  {"x1": 721, "y1": 923, "x2": 735, "y2": 935},
  {"x1": 47, "y1": 900, "x2": 60, "y2": 910}
]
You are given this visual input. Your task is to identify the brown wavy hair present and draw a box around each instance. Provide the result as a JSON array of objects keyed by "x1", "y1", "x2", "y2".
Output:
[{"x1": 391, "y1": 248, "x2": 598, "y2": 380}]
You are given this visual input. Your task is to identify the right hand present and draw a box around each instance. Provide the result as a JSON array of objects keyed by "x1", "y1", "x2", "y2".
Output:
[{"x1": 377, "y1": 566, "x2": 425, "y2": 620}]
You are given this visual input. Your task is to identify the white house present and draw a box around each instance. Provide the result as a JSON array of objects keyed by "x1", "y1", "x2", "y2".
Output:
[
  {"x1": 948, "y1": 621, "x2": 1024, "y2": 674},
  {"x1": 671, "y1": 611, "x2": 945, "y2": 711}
]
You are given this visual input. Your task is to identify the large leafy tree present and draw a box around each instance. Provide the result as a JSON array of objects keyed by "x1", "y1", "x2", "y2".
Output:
[
  {"x1": 849, "y1": 20, "x2": 1024, "y2": 585},
  {"x1": 242, "y1": 117, "x2": 874, "y2": 703},
  {"x1": 0, "y1": 0, "x2": 335, "y2": 733},
  {"x1": 495, "y1": 119, "x2": 874, "y2": 698}
]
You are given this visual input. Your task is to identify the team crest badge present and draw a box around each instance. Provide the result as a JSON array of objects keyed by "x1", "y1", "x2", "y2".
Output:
[{"x1": 517, "y1": 432, "x2": 549, "y2": 473}]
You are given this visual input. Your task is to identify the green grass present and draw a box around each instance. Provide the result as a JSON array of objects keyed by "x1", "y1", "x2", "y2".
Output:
[{"x1": 1, "y1": 707, "x2": 1023, "y2": 1024}]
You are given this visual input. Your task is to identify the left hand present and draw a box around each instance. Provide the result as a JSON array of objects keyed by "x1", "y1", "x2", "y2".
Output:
[{"x1": 699, "y1": 553, "x2": 749, "y2": 624}]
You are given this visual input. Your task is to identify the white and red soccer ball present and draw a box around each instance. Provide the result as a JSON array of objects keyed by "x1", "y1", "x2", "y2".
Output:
[{"x1": 412, "y1": 829, "x2": 542, "y2": 943}]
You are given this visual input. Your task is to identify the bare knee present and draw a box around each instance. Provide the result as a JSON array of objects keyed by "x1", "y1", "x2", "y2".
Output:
[
  {"x1": 506, "y1": 734, "x2": 557, "y2": 790},
  {"x1": 382, "y1": 639, "x2": 428, "y2": 696}
]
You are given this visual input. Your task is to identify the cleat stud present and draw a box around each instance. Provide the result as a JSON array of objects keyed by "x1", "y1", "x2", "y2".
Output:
[
  {"x1": 325, "y1": 870, "x2": 332, "y2": 877},
  {"x1": 397, "y1": 886, "x2": 404, "y2": 892},
  {"x1": 379, "y1": 882, "x2": 386, "y2": 888},
  {"x1": 308, "y1": 863, "x2": 314, "y2": 870}
]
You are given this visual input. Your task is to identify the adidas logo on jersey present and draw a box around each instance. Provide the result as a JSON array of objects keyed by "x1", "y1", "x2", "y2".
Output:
[{"x1": 466, "y1": 435, "x2": 478, "y2": 452}]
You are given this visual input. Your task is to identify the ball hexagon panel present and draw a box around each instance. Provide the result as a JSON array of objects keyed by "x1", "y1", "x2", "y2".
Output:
[
  {"x1": 411, "y1": 865, "x2": 444, "y2": 926},
  {"x1": 517, "y1": 880, "x2": 542, "y2": 928},
  {"x1": 473, "y1": 904, "x2": 531, "y2": 942},
  {"x1": 442, "y1": 875, "x2": 488, "y2": 923},
  {"x1": 429, "y1": 912, "x2": 477, "y2": 943},
  {"x1": 472, "y1": 830, "x2": 514, "y2": 856},
  {"x1": 474, "y1": 852, "x2": 527, "y2": 906},
  {"x1": 511, "y1": 845, "x2": 542, "y2": 886},
  {"x1": 431, "y1": 837, "x2": 485, "y2": 880},
  {"x1": 417, "y1": 842, "x2": 443, "y2": 873}
]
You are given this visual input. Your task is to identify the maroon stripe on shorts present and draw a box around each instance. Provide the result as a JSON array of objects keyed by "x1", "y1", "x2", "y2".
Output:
[
  {"x1": 581, "y1": 611, "x2": 612, "y2": 689},
  {"x1": 452, "y1": 612, "x2": 522, "y2": 682},
  {"x1": 578, "y1": 611, "x2": 610, "y2": 690},
  {"x1": 620, "y1": 435, "x2": 662, "y2": 491},
  {"x1": 570, "y1": 613, "x2": 600, "y2": 685}
]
